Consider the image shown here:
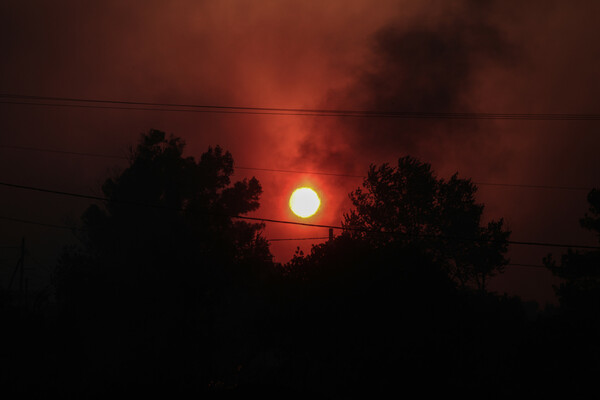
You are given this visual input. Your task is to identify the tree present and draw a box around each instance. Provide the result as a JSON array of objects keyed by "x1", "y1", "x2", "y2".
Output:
[
  {"x1": 545, "y1": 188, "x2": 600, "y2": 314},
  {"x1": 57, "y1": 129, "x2": 270, "y2": 297},
  {"x1": 54, "y1": 129, "x2": 272, "y2": 393},
  {"x1": 342, "y1": 156, "x2": 510, "y2": 290}
]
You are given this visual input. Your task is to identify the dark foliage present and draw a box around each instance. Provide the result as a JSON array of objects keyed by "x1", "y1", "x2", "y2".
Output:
[
  {"x1": 545, "y1": 188, "x2": 600, "y2": 315},
  {"x1": 343, "y1": 156, "x2": 510, "y2": 291},
  {"x1": 50, "y1": 130, "x2": 273, "y2": 395},
  {"x1": 2, "y1": 139, "x2": 599, "y2": 397}
]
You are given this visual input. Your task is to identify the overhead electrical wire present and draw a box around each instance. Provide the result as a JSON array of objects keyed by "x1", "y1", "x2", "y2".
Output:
[
  {"x1": 1, "y1": 95, "x2": 596, "y2": 270},
  {"x1": 0, "y1": 144, "x2": 127, "y2": 160},
  {"x1": 0, "y1": 144, "x2": 594, "y2": 192},
  {"x1": 234, "y1": 166, "x2": 363, "y2": 179},
  {"x1": 0, "y1": 215, "x2": 81, "y2": 231},
  {"x1": 0, "y1": 216, "x2": 552, "y2": 270},
  {"x1": 1, "y1": 180, "x2": 599, "y2": 250},
  {"x1": 234, "y1": 167, "x2": 594, "y2": 191},
  {"x1": 269, "y1": 237, "x2": 330, "y2": 241},
  {"x1": 0, "y1": 214, "x2": 591, "y2": 273},
  {"x1": 2, "y1": 93, "x2": 600, "y2": 120}
]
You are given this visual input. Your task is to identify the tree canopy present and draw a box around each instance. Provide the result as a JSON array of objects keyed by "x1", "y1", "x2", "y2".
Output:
[
  {"x1": 545, "y1": 188, "x2": 600, "y2": 313},
  {"x1": 57, "y1": 129, "x2": 273, "y2": 305},
  {"x1": 54, "y1": 130, "x2": 272, "y2": 392},
  {"x1": 9, "y1": 136, "x2": 596, "y2": 397},
  {"x1": 342, "y1": 156, "x2": 510, "y2": 290},
  {"x1": 63, "y1": 129, "x2": 269, "y2": 268}
]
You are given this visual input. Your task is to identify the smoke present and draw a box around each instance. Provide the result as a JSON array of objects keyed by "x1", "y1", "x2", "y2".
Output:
[{"x1": 298, "y1": 0, "x2": 516, "y2": 173}]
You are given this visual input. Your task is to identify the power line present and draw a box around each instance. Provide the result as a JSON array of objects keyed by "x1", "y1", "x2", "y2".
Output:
[
  {"x1": 2, "y1": 94, "x2": 600, "y2": 120},
  {"x1": 235, "y1": 166, "x2": 363, "y2": 179},
  {"x1": 0, "y1": 215, "x2": 322, "y2": 243},
  {"x1": 506, "y1": 239, "x2": 600, "y2": 250},
  {"x1": 0, "y1": 181, "x2": 345, "y2": 229},
  {"x1": 0, "y1": 144, "x2": 362, "y2": 177},
  {"x1": 270, "y1": 237, "x2": 330, "y2": 242},
  {"x1": 0, "y1": 214, "x2": 568, "y2": 270},
  {"x1": 0, "y1": 144, "x2": 594, "y2": 192},
  {"x1": 0, "y1": 144, "x2": 127, "y2": 160},
  {"x1": 0, "y1": 182, "x2": 109, "y2": 203},
  {"x1": 0, "y1": 215, "x2": 81, "y2": 230},
  {"x1": 472, "y1": 182, "x2": 592, "y2": 191},
  {"x1": 0, "y1": 100, "x2": 326, "y2": 117},
  {"x1": 236, "y1": 167, "x2": 592, "y2": 191},
  {"x1": 1, "y1": 180, "x2": 599, "y2": 250}
]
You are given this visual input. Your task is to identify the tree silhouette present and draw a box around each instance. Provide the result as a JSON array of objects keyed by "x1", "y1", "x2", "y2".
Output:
[
  {"x1": 545, "y1": 188, "x2": 600, "y2": 314},
  {"x1": 273, "y1": 157, "x2": 516, "y2": 394},
  {"x1": 54, "y1": 129, "x2": 272, "y2": 394},
  {"x1": 343, "y1": 156, "x2": 510, "y2": 290}
]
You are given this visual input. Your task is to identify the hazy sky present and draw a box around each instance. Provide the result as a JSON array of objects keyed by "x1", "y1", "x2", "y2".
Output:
[{"x1": 1, "y1": 0, "x2": 599, "y2": 305}]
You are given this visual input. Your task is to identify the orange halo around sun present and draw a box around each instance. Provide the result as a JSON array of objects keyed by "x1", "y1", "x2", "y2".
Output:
[{"x1": 289, "y1": 187, "x2": 321, "y2": 218}]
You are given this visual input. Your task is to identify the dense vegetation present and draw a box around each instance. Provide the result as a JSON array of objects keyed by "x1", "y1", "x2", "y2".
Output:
[{"x1": 2, "y1": 130, "x2": 599, "y2": 397}]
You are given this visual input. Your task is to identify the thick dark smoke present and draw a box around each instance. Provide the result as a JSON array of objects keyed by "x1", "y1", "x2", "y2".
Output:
[{"x1": 299, "y1": 0, "x2": 515, "y2": 171}]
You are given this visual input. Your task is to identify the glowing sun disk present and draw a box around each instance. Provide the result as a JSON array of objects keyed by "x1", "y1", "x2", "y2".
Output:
[{"x1": 289, "y1": 187, "x2": 320, "y2": 218}]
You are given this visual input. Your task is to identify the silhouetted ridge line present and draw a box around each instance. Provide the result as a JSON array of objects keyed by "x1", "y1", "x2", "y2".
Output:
[
  {"x1": 0, "y1": 144, "x2": 593, "y2": 191},
  {"x1": 1, "y1": 180, "x2": 599, "y2": 250},
  {"x1": 2, "y1": 94, "x2": 600, "y2": 120}
]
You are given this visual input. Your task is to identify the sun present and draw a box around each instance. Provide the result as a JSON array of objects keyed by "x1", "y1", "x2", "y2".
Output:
[{"x1": 289, "y1": 187, "x2": 321, "y2": 218}]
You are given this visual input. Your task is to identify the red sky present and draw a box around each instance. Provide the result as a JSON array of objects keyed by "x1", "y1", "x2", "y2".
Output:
[{"x1": 1, "y1": 0, "x2": 599, "y2": 306}]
